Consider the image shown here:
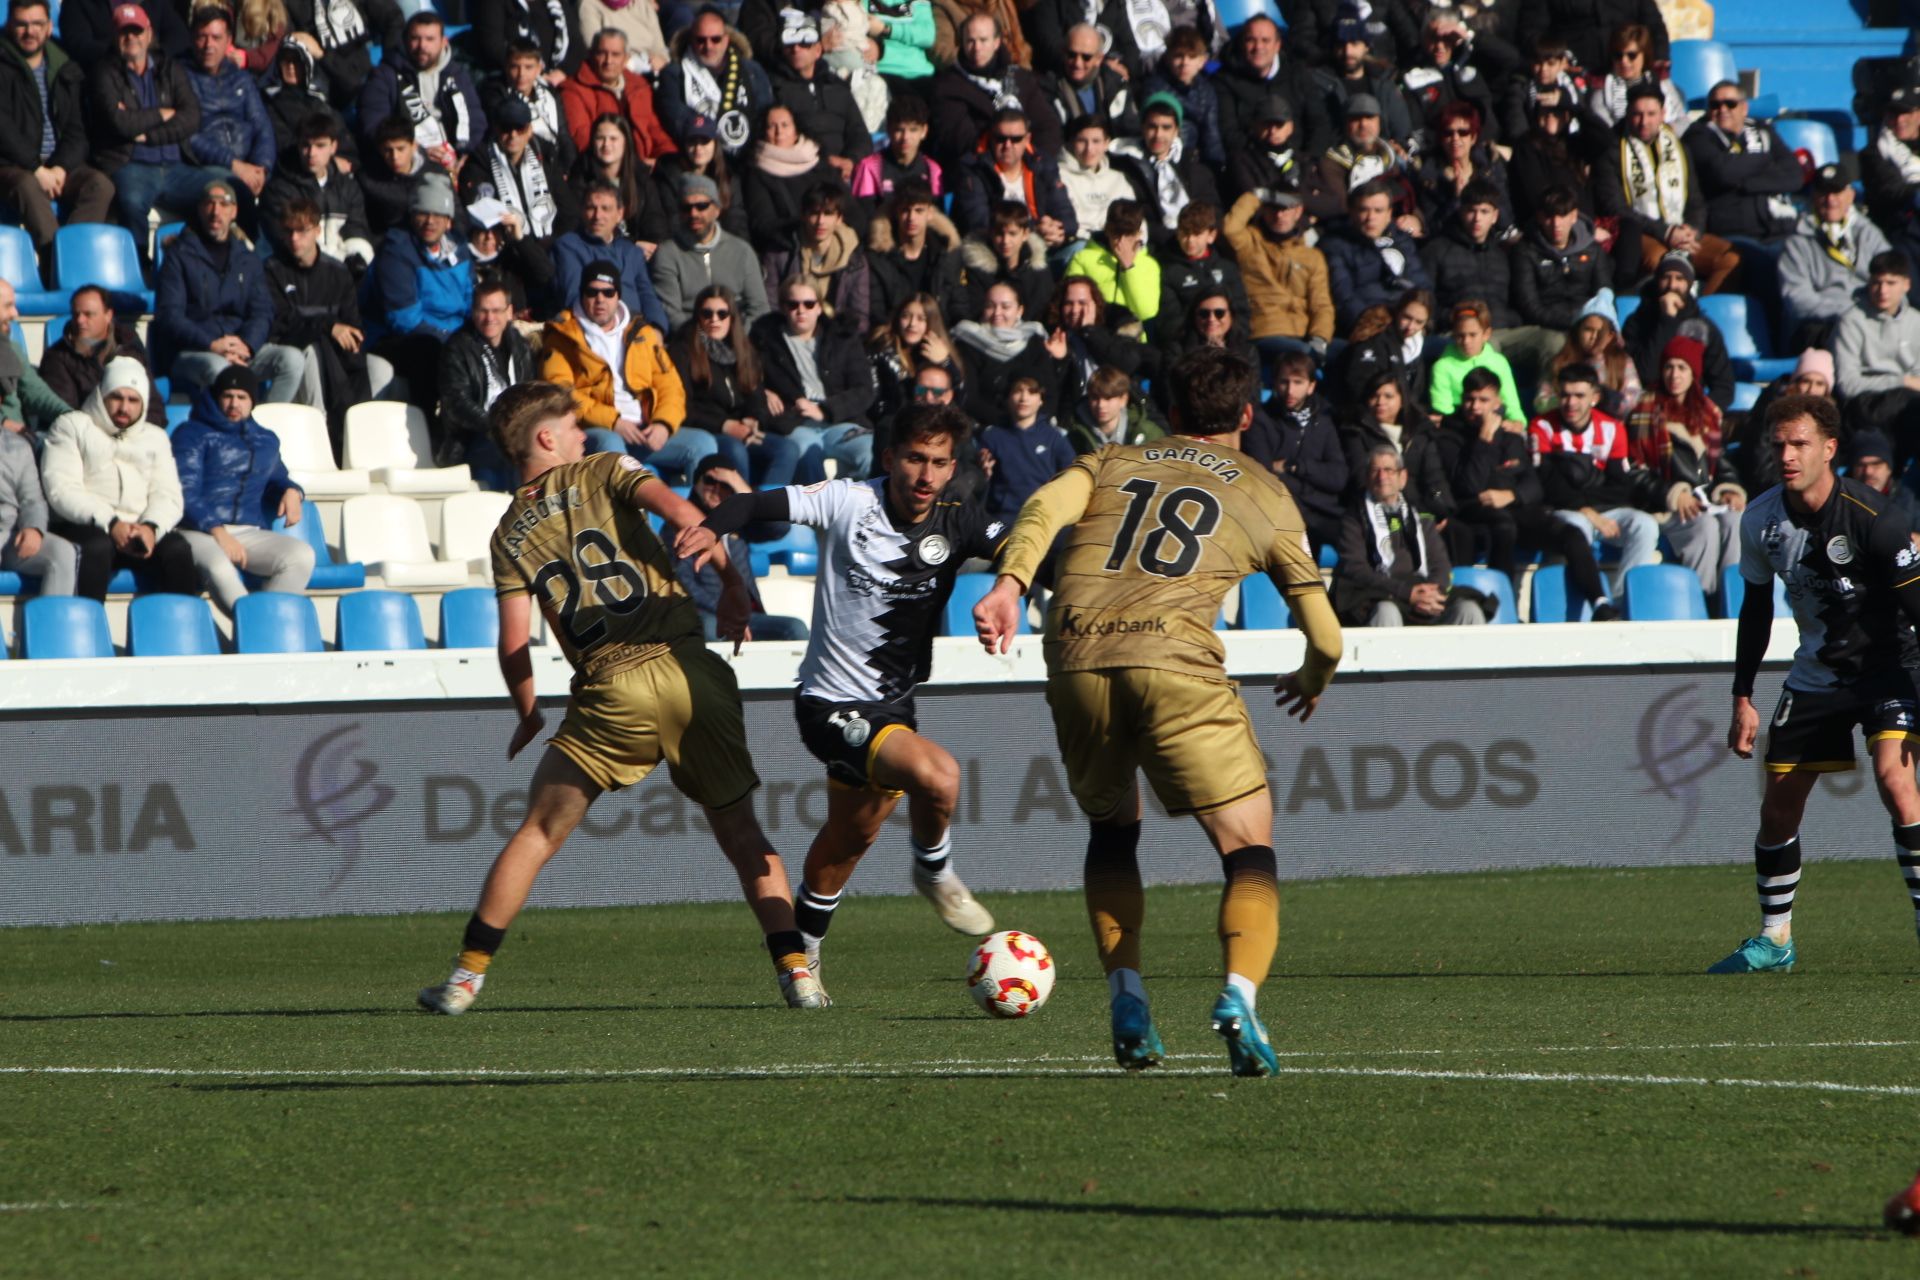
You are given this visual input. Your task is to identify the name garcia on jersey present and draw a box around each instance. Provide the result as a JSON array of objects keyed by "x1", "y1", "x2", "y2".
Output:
[{"x1": 1139, "y1": 444, "x2": 1244, "y2": 482}]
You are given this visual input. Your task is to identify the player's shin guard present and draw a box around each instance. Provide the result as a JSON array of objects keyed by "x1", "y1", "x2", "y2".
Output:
[
  {"x1": 1893, "y1": 823, "x2": 1920, "y2": 928},
  {"x1": 457, "y1": 914, "x2": 507, "y2": 976},
  {"x1": 1219, "y1": 846, "x2": 1280, "y2": 1000},
  {"x1": 1085, "y1": 820, "x2": 1144, "y2": 977},
  {"x1": 1755, "y1": 836, "x2": 1802, "y2": 939}
]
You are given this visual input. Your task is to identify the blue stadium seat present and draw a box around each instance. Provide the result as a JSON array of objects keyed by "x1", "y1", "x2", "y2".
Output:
[
  {"x1": 441, "y1": 587, "x2": 499, "y2": 648},
  {"x1": 765, "y1": 524, "x2": 819, "y2": 574},
  {"x1": 128, "y1": 593, "x2": 221, "y2": 656},
  {"x1": 1529, "y1": 563, "x2": 1608, "y2": 623},
  {"x1": 1614, "y1": 293, "x2": 1640, "y2": 329},
  {"x1": 943, "y1": 571, "x2": 1024, "y2": 636},
  {"x1": 1211, "y1": 0, "x2": 1283, "y2": 37},
  {"x1": 1317, "y1": 542, "x2": 1338, "y2": 570},
  {"x1": 272, "y1": 500, "x2": 367, "y2": 590},
  {"x1": 1623, "y1": 564, "x2": 1708, "y2": 621},
  {"x1": 165, "y1": 402, "x2": 191, "y2": 433},
  {"x1": 1449, "y1": 566, "x2": 1516, "y2": 624},
  {"x1": 1719, "y1": 566, "x2": 1790, "y2": 620},
  {"x1": 1699, "y1": 294, "x2": 1795, "y2": 383},
  {"x1": 1731, "y1": 382, "x2": 1762, "y2": 412},
  {"x1": 1234, "y1": 573, "x2": 1291, "y2": 629},
  {"x1": 23, "y1": 595, "x2": 112, "y2": 657},
  {"x1": 53, "y1": 223, "x2": 152, "y2": 314},
  {"x1": 0, "y1": 224, "x2": 69, "y2": 314},
  {"x1": 1771, "y1": 118, "x2": 1839, "y2": 170},
  {"x1": 234, "y1": 591, "x2": 324, "y2": 653},
  {"x1": 152, "y1": 221, "x2": 186, "y2": 269},
  {"x1": 0, "y1": 570, "x2": 22, "y2": 594},
  {"x1": 1668, "y1": 40, "x2": 1738, "y2": 105},
  {"x1": 338, "y1": 589, "x2": 426, "y2": 651}
]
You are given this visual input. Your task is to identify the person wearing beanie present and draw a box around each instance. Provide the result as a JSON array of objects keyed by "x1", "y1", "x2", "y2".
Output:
[
  {"x1": 1781, "y1": 163, "x2": 1890, "y2": 351},
  {"x1": 1595, "y1": 82, "x2": 1742, "y2": 296},
  {"x1": 1626, "y1": 333, "x2": 1745, "y2": 608},
  {"x1": 1315, "y1": 19, "x2": 1417, "y2": 149},
  {"x1": 41, "y1": 356, "x2": 197, "y2": 602},
  {"x1": 650, "y1": 167, "x2": 772, "y2": 330},
  {"x1": 1535, "y1": 288, "x2": 1642, "y2": 420},
  {"x1": 1833, "y1": 249, "x2": 1920, "y2": 452},
  {"x1": 1845, "y1": 428, "x2": 1920, "y2": 537},
  {"x1": 366, "y1": 169, "x2": 474, "y2": 420},
  {"x1": 1110, "y1": 96, "x2": 1221, "y2": 254},
  {"x1": 169, "y1": 363, "x2": 315, "y2": 616},
  {"x1": 1620, "y1": 248, "x2": 1736, "y2": 408}
]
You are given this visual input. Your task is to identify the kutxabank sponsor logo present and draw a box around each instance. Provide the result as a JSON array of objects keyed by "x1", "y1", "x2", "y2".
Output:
[{"x1": 288, "y1": 725, "x2": 394, "y2": 894}]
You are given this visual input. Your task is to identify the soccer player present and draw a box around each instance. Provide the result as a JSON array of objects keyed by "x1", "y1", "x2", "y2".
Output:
[
  {"x1": 417, "y1": 381, "x2": 826, "y2": 1013},
  {"x1": 1717, "y1": 393, "x2": 1920, "y2": 973},
  {"x1": 674, "y1": 404, "x2": 1003, "y2": 1001},
  {"x1": 972, "y1": 346, "x2": 1344, "y2": 1075}
]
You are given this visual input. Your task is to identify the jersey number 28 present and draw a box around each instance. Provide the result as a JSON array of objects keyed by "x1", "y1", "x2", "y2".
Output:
[
  {"x1": 531, "y1": 528, "x2": 648, "y2": 646},
  {"x1": 1105, "y1": 478, "x2": 1222, "y2": 577}
]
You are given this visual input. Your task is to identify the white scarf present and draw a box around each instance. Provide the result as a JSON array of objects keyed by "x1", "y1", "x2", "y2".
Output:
[
  {"x1": 1880, "y1": 128, "x2": 1920, "y2": 185},
  {"x1": 1146, "y1": 137, "x2": 1189, "y2": 228},
  {"x1": 514, "y1": 0, "x2": 570, "y2": 66},
  {"x1": 960, "y1": 61, "x2": 1023, "y2": 112},
  {"x1": 511, "y1": 82, "x2": 564, "y2": 150},
  {"x1": 1708, "y1": 121, "x2": 1798, "y2": 224},
  {"x1": 485, "y1": 141, "x2": 557, "y2": 237},
  {"x1": 401, "y1": 46, "x2": 466, "y2": 151},
  {"x1": 1363, "y1": 493, "x2": 1427, "y2": 578},
  {"x1": 1373, "y1": 235, "x2": 1405, "y2": 280},
  {"x1": 680, "y1": 50, "x2": 752, "y2": 148},
  {"x1": 1620, "y1": 126, "x2": 1688, "y2": 225},
  {"x1": 954, "y1": 320, "x2": 1046, "y2": 362},
  {"x1": 313, "y1": 0, "x2": 366, "y2": 50},
  {"x1": 1084, "y1": 0, "x2": 1170, "y2": 64},
  {"x1": 480, "y1": 334, "x2": 519, "y2": 408}
]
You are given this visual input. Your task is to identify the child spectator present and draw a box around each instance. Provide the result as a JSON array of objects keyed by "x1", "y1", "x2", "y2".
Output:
[
  {"x1": 850, "y1": 94, "x2": 942, "y2": 205},
  {"x1": 1065, "y1": 199, "x2": 1162, "y2": 325},
  {"x1": 1158, "y1": 202, "x2": 1252, "y2": 337},
  {"x1": 1429, "y1": 299, "x2": 1522, "y2": 422},
  {"x1": 979, "y1": 376, "x2": 1074, "y2": 523},
  {"x1": 1065, "y1": 365, "x2": 1167, "y2": 453}
]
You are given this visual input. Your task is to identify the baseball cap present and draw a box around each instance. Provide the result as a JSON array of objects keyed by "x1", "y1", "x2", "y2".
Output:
[
  {"x1": 1345, "y1": 93, "x2": 1382, "y2": 118},
  {"x1": 489, "y1": 96, "x2": 533, "y2": 134},
  {"x1": 1255, "y1": 95, "x2": 1293, "y2": 126},
  {"x1": 1811, "y1": 162, "x2": 1852, "y2": 196},
  {"x1": 581, "y1": 261, "x2": 621, "y2": 294},
  {"x1": 681, "y1": 114, "x2": 721, "y2": 143},
  {"x1": 112, "y1": 3, "x2": 151, "y2": 31}
]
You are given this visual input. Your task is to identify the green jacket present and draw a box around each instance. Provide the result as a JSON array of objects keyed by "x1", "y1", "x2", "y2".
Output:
[
  {"x1": 1427, "y1": 343, "x2": 1522, "y2": 422},
  {"x1": 1065, "y1": 239, "x2": 1162, "y2": 325},
  {"x1": 0, "y1": 337, "x2": 72, "y2": 434},
  {"x1": 1065, "y1": 399, "x2": 1168, "y2": 454},
  {"x1": 872, "y1": 0, "x2": 936, "y2": 79}
]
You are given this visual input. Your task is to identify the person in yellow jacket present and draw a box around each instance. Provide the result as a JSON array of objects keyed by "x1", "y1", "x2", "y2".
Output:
[
  {"x1": 1221, "y1": 186, "x2": 1335, "y2": 363},
  {"x1": 540, "y1": 259, "x2": 716, "y2": 480},
  {"x1": 1063, "y1": 199, "x2": 1162, "y2": 325}
]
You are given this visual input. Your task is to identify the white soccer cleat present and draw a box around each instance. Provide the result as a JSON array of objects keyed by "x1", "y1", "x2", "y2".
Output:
[
  {"x1": 418, "y1": 970, "x2": 483, "y2": 1015},
  {"x1": 779, "y1": 966, "x2": 831, "y2": 1009},
  {"x1": 912, "y1": 863, "x2": 995, "y2": 935}
]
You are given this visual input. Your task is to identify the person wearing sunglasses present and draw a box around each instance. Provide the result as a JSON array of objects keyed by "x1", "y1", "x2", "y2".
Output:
[
  {"x1": 656, "y1": 8, "x2": 771, "y2": 156},
  {"x1": 1519, "y1": 4, "x2": 1670, "y2": 89},
  {"x1": 650, "y1": 171, "x2": 771, "y2": 329},
  {"x1": 1413, "y1": 101, "x2": 1512, "y2": 236},
  {"x1": 1584, "y1": 22, "x2": 1684, "y2": 130},
  {"x1": 1400, "y1": 10, "x2": 1495, "y2": 150},
  {"x1": 950, "y1": 106, "x2": 1076, "y2": 249},
  {"x1": 750, "y1": 276, "x2": 878, "y2": 482},
  {"x1": 1036, "y1": 23, "x2": 1137, "y2": 142},
  {"x1": 927, "y1": 12, "x2": 1056, "y2": 171},
  {"x1": 1682, "y1": 80, "x2": 1805, "y2": 244},
  {"x1": 668, "y1": 284, "x2": 801, "y2": 493},
  {"x1": 1596, "y1": 82, "x2": 1743, "y2": 297}
]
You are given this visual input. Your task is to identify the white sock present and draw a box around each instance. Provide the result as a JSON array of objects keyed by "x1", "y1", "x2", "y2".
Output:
[
  {"x1": 450, "y1": 967, "x2": 486, "y2": 989},
  {"x1": 1107, "y1": 968, "x2": 1146, "y2": 1003},
  {"x1": 912, "y1": 831, "x2": 953, "y2": 876},
  {"x1": 1226, "y1": 973, "x2": 1258, "y2": 1008},
  {"x1": 1762, "y1": 914, "x2": 1792, "y2": 943}
]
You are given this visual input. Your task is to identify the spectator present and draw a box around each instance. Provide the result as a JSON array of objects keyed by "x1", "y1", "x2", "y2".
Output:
[
  {"x1": 1596, "y1": 84, "x2": 1741, "y2": 296},
  {"x1": 1496, "y1": 33, "x2": 1585, "y2": 144},
  {"x1": 1684, "y1": 82, "x2": 1802, "y2": 244},
  {"x1": 1333, "y1": 444, "x2": 1485, "y2": 626},
  {"x1": 357, "y1": 10, "x2": 485, "y2": 169},
  {"x1": 655, "y1": 8, "x2": 773, "y2": 158},
  {"x1": 1322, "y1": 178, "x2": 1431, "y2": 334},
  {"x1": 952, "y1": 280, "x2": 1063, "y2": 425},
  {"x1": 1441, "y1": 364, "x2": 1618, "y2": 617},
  {"x1": 1538, "y1": 293, "x2": 1642, "y2": 420},
  {"x1": 559, "y1": 27, "x2": 674, "y2": 164},
  {"x1": 1064, "y1": 363, "x2": 1165, "y2": 453},
  {"x1": 1864, "y1": 82, "x2": 1920, "y2": 239},
  {"x1": 359, "y1": 113, "x2": 447, "y2": 235},
  {"x1": 1051, "y1": 273, "x2": 1149, "y2": 408},
  {"x1": 768, "y1": 9, "x2": 873, "y2": 183},
  {"x1": 1158, "y1": 202, "x2": 1251, "y2": 339},
  {"x1": 741, "y1": 104, "x2": 842, "y2": 251},
  {"x1": 1037, "y1": 23, "x2": 1136, "y2": 137},
  {"x1": 154, "y1": 179, "x2": 303, "y2": 400},
  {"x1": 959, "y1": 200, "x2": 1055, "y2": 321},
  {"x1": 226, "y1": 0, "x2": 291, "y2": 75},
  {"x1": 182, "y1": 6, "x2": 276, "y2": 222},
  {"x1": 642, "y1": 114, "x2": 752, "y2": 243},
  {"x1": 751, "y1": 275, "x2": 878, "y2": 481},
  {"x1": 1510, "y1": 183, "x2": 1614, "y2": 340},
  {"x1": 438, "y1": 279, "x2": 534, "y2": 486},
  {"x1": 672, "y1": 456, "x2": 809, "y2": 640},
  {"x1": 1142, "y1": 25, "x2": 1227, "y2": 171},
  {"x1": 1528, "y1": 360, "x2": 1660, "y2": 591},
  {"x1": 575, "y1": 0, "x2": 669, "y2": 78},
  {"x1": 1258, "y1": 351, "x2": 1346, "y2": 549},
  {"x1": 871, "y1": 359, "x2": 970, "y2": 472},
  {"x1": 1845, "y1": 430, "x2": 1920, "y2": 538},
  {"x1": 651, "y1": 172, "x2": 771, "y2": 330},
  {"x1": 1160, "y1": 287, "x2": 1257, "y2": 373},
  {"x1": 568, "y1": 114, "x2": 657, "y2": 247},
  {"x1": 1113, "y1": 95, "x2": 1221, "y2": 253},
  {"x1": 1413, "y1": 101, "x2": 1510, "y2": 234},
  {"x1": 761, "y1": 185, "x2": 871, "y2": 338},
  {"x1": 283, "y1": 0, "x2": 403, "y2": 111},
  {"x1": 1338, "y1": 370, "x2": 1456, "y2": 528},
  {"x1": 38, "y1": 286, "x2": 163, "y2": 427},
  {"x1": 951, "y1": 108, "x2": 1076, "y2": 247},
  {"x1": 1309, "y1": 91, "x2": 1415, "y2": 224},
  {"x1": 1221, "y1": 185, "x2": 1333, "y2": 362},
  {"x1": 261, "y1": 33, "x2": 336, "y2": 160},
  {"x1": 978, "y1": 374, "x2": 1072, "y2": 522},
  {"x1": 170, "y1": 365, "x2": 313, "y2": 616},
  {"x1": 1518, "y1": 1, "x2": 1667, "y2": 85},
  {"x1": 1429, "y1": 299, "x2": 1522, "y2": 422},
  {"x1": 1506, "y1": 82, "x2": 1603, "y2": 229},
  {"x1": 827, "y1": 0, "x2": 935, "y2": 95},
  {"x1": 1584, "y1": 22, "x2": 1684, "y2": 131},
  {"x1": 1064, "y1": 199, "x2": 1160, "y2": 325},
  {"x1": 1213, "y1": 16, "x2": 1329, "y2": 158},
  {"x1": 89, "y1": 2, "x2": 211, "y2": 242},
  {"x1": 543, "y1": 259, "x2": 710, "y2": 475},
  {"x1": 1227, "y1": 93, "x2": 1306, "y2": 205},
  {"x1": 1333, "y1": 289, "x2": 1433, "y2": 409},
  {"x1": 868, "y1": 291, "x2": 966, "y2": 435},
  {"x1": 463, "y1": 201, "x2": 555, "y2": 319},
  {"x1": 1312, "y1": 18, "x2": 1416, "y2": 151},
  {"x1": 1059, "y1": 115, "x2": 1132, "y2": 239},
  {"x1": 260, "y1": 111, "x2": 374, "y2": 270},
  {"x1": 480, "y1": 37, "x2": 575, "y2": 170},
  {"x1": 42, "y1": 356, "x2": 195, "y2": 601},
  {"x1": 62, "y1": 0, "x2": 189, "y2": 68},
  {"x1": 1026, "y1": 0, "x2": 1141, "y2": 78},
  {"x1": 0, "y1": 419, "x2": 75, "y2": 595},
  {"x1": 0, "y1": 0, "x2": 114, "y2": 268},
  {"x1": 866, "y1": 181, "x2": 968, "y2": 325},
  {"x1": 365, "y1": 173, "x2": 472, "y2": 415},
  {"x1": 1400, "y1": 9, "x2": 1495, "y2": 144},
  {"x1": 1834, "y1": 249, "x2": 1920, "y2": 454},
  {"x1": 1619, "y1": 253, "x2": 1736, "y2": 408},
  {"x1": 1732, "y1": 348, "x2": 1834, "y2": 494},
  {"x1": 265, "y1": 198, "x2": 389, "y2": 439},
  {"x1": 1781, "y1": 164, "x2": 1889, "y2": 352},
  {"x1": 928, "y1": 13, "x2": 1059, "y2": 167},
  {"x1": 850, "y1": 94, "x2": 943, "y2": 206},
  {"x1": 472, "y1": 0, "x2": 580, "y2": 80},
  {"x1": 459, "y1": 96, "x2": 578, "y2": 254},
  {"x1": 0, "y1": 279, "x2": 65, "y2": 441},
  {"x1": 671, "y1": 284, "x2": 798, "y2": 490},
  {"x1": 1421, "y1": 178, "x2": 1516, "y2": 327},
  {"x1": 1625, "y1": 334, "x2": 1744, "y2": 608}
]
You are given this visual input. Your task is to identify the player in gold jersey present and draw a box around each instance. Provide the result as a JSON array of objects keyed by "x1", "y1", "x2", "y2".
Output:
[
  {"x1": 973, "y1": 347, "x2": 1343, "y2": 1075},
  {"x1": 417, "y1": 381, "x2": 826, "y2": 1014}
]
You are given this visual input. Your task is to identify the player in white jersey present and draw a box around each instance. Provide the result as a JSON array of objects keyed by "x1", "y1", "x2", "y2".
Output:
[{"x1": 678, "y1": 405, "x2": 1005, "y2": 998}]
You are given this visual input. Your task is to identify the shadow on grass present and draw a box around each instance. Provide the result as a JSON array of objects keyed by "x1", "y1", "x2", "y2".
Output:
[{"x1": 828, "y1": 1194, "x2": 1880, "y2": 1240}]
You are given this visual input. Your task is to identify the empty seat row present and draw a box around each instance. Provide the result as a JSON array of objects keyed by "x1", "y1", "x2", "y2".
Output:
[
  {"x1": 0, "y1": 222, "x2": 151, "y2": 316},
  {"x1": 252, "y1": 402, "x2": 474, "y2": 498}
]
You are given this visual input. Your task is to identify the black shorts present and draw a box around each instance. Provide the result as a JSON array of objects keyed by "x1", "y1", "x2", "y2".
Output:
[
  {"x1": 1765, "y1": 675, "x2": 1920, "y2": 773},
  {"x1": 794, "y1": 695, "x2": 917, "y2": 791}
]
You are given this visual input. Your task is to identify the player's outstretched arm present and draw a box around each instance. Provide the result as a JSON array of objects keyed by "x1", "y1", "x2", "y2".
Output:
[
  {"x1": 973, "y1": 574, "x2": 1027, "y2": 655},
  {"x1": 496, "y1": 594, "x2": 545, "y2": 758},
  {"x1": 1728, "y1": 572, "x2": 1775, "y2": 757},
  {"x1": 675, "y1": 488, "x2": 795, "y2": 570},
  {"x1": 1274, "y1": 587, "x2": 1342, "y2": 723}
]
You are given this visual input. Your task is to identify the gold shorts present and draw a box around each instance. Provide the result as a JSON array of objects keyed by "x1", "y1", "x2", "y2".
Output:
[
  {"x1": 1045, "y1": 666, "x2": 1268, "y2": 819},
  {"x1": 548, "y1": 642, "x2": 759, "y2": 809}
]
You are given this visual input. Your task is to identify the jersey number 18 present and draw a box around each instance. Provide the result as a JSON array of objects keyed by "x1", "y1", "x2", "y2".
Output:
[{"x1": 1104, "y1": 478, "x2": 1222, "y2": 578}]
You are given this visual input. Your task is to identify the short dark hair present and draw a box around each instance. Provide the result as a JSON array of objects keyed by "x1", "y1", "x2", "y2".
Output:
[
  {"x1": 884, "y1": 93, "x2": 929, "y2": 128},
  {"x1": 890, "y1": 180, "x2": 935, "y2": 216},
  {"x1": 1558, "y1": 361, "x2": 1600, "y2": 389},
  {"x1": 189, "y1": 5, "x2": 231, "y2": 34},
  {"x1": 1176, "y1": 201, "x2": 1218, "y2": 236},
  {"x1": 1275, "y1": 351, "x2": 1315, "y2": 382},
  {"x1": 1103, "y1": 199, "x2": 1145, "y2": 239},
  {"x1": 1531, "y1": 34, "x2": 1569, "y2": 60},
  {"x1": 371, "y1": 114, "x2": 416, "y2": 146},
  {"x1": 472, "y1": 276, "x2": 513, "y2": 307},
  {"x1": 1166, "y1": 24, "x2": 1206, "y2": 56},
  {"x1": 1348, "y1": 178, "x2": 1394, "y2": 209},
  {"x1": 1458, "y1": 179, "x2": 1502, "y2": 213},
  {"x1": 1537, "y1": 184, "x2": 1579, "y2": 217},
  {"x1": 405, "y1": 8, "x2": 443, "y2": 32},
  {"x1": 279, "y1": 196, "x2": 321, "y2": 230},
  {"x1": 1066, "y1": 114, "x2": 1108, "y2": 140},
  {"x1": 1871, "y1": 250, "x2": 1913, "y2": 279},
  {"x1": 802, "y1": 183, "x2": 848, "y2": 218},
  {"x1": 1459, "y1": 367, "x2": 1502, "y2": 397},
  {"x1": 1768, "y1": 392, "x2": 1842, "y2": 440},
  {"x1": 504, "y1": 36, "x2": 542, "y2": 63},
  {"x1": 892, "y1": 402, "x2": 972, "y2": 450},
  {"x1": 491, "y1": 380, "x2": 576, "y2": 465},
  {"x1": 582, "y1": 176, "x2": 624, "y2": 207},
  {"x1": 1626, "y1": 82, "x2": 1666, "y2": 109},
  {"x1": 989, "y1": 200, "x2": 1031, "y2": 231},
  {"x1": 69, "y1": 283, "x2": 110, "y2": 313},
  {"x1": 1167, "y1": 347, "x2": 1258, "y2": 437},
  {"x1": 990, "y1": 106, "x2": 1029, "y2": 132},
  {"x1": 297, "y1": 111, "x2": 343, "y2": 144}
]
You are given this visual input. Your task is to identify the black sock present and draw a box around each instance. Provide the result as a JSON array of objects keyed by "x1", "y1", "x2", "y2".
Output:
[
  {"x1": 795, "y1": 881, "x2": 842, "y2": 943},
  {"x1": 1755, "y1": 836, "x2": 1802, "y2": 933},
  {"x1": 765, "y1": 930, "x2": 806, "y2": 963},
  {"x1": 462, "y1": 914, "x2": 507, "y2": 955}
]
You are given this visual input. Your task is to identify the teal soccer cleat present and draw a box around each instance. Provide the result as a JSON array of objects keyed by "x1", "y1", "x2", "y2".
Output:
[
  {"x1": 1110, "y1": 993, "x2": 1164, "y2": 1070},
  {"x1": 1706, "y1": 935, "x2": 1796, "y2": 974},
  {"x1": 1210, "y1": 987, "x2": 1279, "y2": 1077}
]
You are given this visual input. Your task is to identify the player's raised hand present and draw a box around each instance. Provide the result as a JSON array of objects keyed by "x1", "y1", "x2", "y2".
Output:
[
  {"x1": 1727, "y1": 696, "x2": 1759, "y2": 759},
  {"x1": 675, "y1": 524, "x2": 720, "y2": 569},
  {"x1": 973, "y1": 578, "x2": 1024, "y2": 654},
  {"x1": 508, "y1": 709, "x2": 546, "y2": 759},
  {"x1": 1273, "y1": 673, "x2": 1321, "y2": 723}
]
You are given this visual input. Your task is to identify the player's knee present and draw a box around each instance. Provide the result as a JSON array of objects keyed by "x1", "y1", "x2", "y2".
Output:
[
  {"x1": 1085, "y1": 818, "x2": 1142, "y2": 869},
  {"x1": 909, "y1": 749, "x2": 961, "y2": 805}
]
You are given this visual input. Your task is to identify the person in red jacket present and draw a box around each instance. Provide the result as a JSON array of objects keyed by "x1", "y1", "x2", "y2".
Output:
[{"x1": 559, "y1": 27, "x2": 675, "y2": 163}]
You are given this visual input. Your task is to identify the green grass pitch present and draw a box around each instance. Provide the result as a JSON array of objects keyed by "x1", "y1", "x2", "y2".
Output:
[{"x1": 7, "y1": 860, "x2": 1920, "y2": 1277}]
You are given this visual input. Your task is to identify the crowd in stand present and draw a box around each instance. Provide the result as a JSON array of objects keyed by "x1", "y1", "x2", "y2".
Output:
[{"x1": 2, "y1": 0, "x2": 1919, "y2": 631}]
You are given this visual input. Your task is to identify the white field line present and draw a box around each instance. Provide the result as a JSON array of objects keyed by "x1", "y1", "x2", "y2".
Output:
[{"x1": 0, "y1": 1202, "x2": 93, "y2": 1212}]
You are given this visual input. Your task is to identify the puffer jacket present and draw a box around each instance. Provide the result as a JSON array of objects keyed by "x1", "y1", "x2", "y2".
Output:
[
  {"x1": 1510, "y1": 216, "x2": 1612, "y2": 332},
  {"x1": 959, "y1": 230, "x2": 1056, "y2": 323},
  {"x1": 1321, "y1": 221, "x2": 1433, "y2": 333},
  {"x1": 356, "y1": 43, "x2": 485, "y2": 155},
  {"x1": 365, "y1": 227, "x2": 473, "y2": 341},
  {"x1": 42, "y1": 386, "x2": 183, "y2": 533},
  {"x1": 540, "y1": 307, "x2": 688, "y2": 431},
  {"x1": 170, "y1": 391, "x2": 300, "y2": 531},
  {"x1": 183, "y1": 59, "x2": 276, "y2": 172},
  {"x1": 152, "y1": 230, "x2": 276, "y2": 370},
  {"x1": 1420, "y1": 222, "x2": 1517, "y2": 327},
  {"x1": 951, "y1": 149, "x2": 1078, "y2": 240},
  {"x1": 1220, "y1": 192, "x2": 1335, "y2": 343}
]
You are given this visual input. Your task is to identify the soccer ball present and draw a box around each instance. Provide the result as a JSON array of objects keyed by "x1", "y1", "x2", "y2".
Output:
[{"x1": 966, "y1": 930, "x2": 1055, "y2": 1018}]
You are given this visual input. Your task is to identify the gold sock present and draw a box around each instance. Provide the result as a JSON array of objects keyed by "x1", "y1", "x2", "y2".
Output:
[
  {"x1": 456, "y1": 949, "x2": 493, "y2": 975},
  {"x1": 1218, "y1": 855, "x2": 1280, "y2": 986},
  {"x1": 773, "y1": 951, "x2": 809, "y2": 974},
  {"x1": 1086, "y1": 864, "x2": 1145, "y2": 975}
]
